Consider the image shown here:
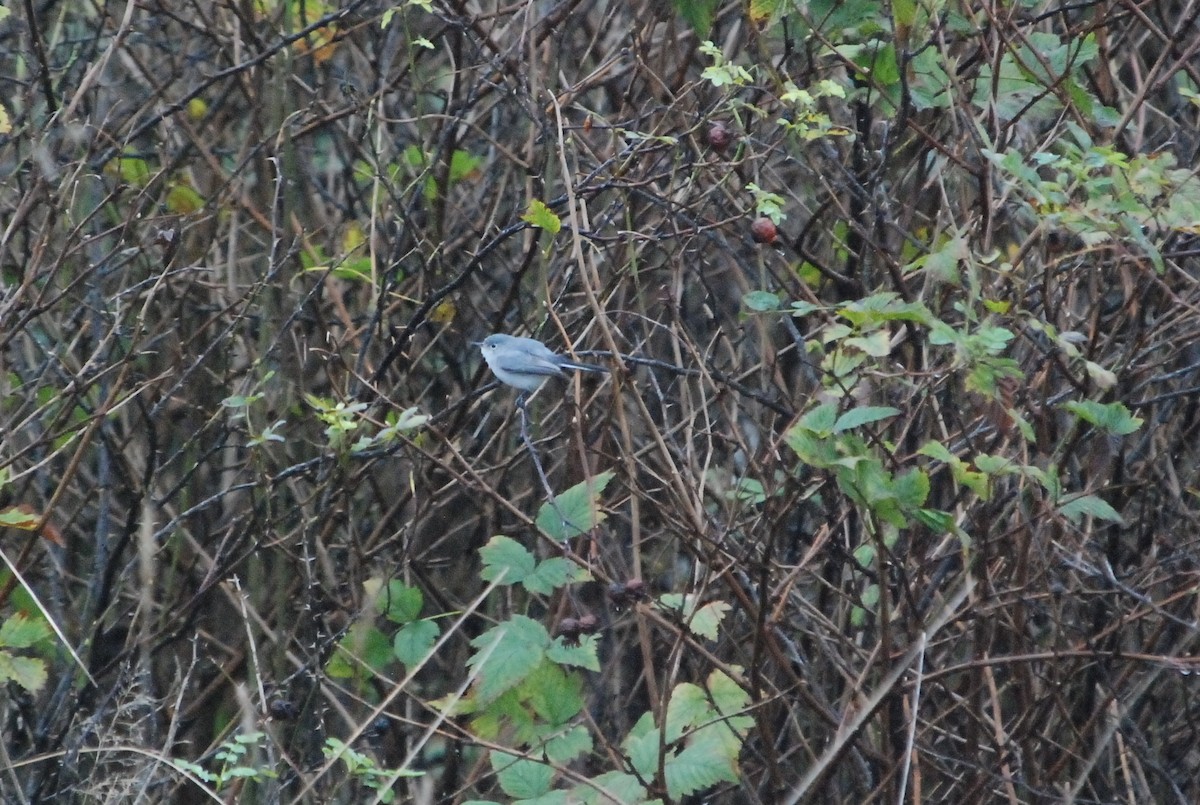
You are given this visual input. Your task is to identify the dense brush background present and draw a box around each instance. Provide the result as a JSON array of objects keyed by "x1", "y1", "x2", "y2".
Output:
[{"x1": 2, "y1": 0, "x2": 1200, "y2": 802}]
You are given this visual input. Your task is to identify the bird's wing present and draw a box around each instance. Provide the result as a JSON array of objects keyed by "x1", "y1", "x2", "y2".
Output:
[
  {"x1": 558, "y1": 359, "x2": 607, "y2": 373},
  {"x1": 497, "y1": 352, "x2": 565, "y2": 376}
]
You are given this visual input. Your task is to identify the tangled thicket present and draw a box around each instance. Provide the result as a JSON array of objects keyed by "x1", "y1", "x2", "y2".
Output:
[{"x1": 3, "y1": 0, "x2": 1200, "y2": 802}]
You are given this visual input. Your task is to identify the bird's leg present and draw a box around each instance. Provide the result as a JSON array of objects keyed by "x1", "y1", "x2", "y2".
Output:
[{"x1": 516, "y1": 397, "x2": 571, "y2": 541}]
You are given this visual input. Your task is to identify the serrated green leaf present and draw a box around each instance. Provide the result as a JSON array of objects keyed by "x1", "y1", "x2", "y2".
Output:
[
  {"x1": 1059, "y1": 494, "x2": 1125, "y2": 526},
  {"x1": 973, "y1": 454, "x2": 1014, "y2": 474},
  {"x1": 535, "y1": 472, "x2": 614, "y2": 541},
  {"x1": 664, "y1": 682, "x2": 708, "y2": 741},
  {"x1": 480, "y1": 535, "x2": 537, "y2": 586},
  {"x1": 547, "y1": 634, "x2": 601, "y2": 672},
  {"x1": 329, "y1": 623, "x2": 393, "y2": 677},
  {"x1": 468, "y1": 616, "x2": 550, "y2": 704},
  {"x1": 526, "y1": 661, "x2": 585, "y2": 726},
  {"x1": 491, "y1": 750, "x2": 554, "y2": 799},
  {"x1": 378, "y1": 580, "x2": 424, "y2": 623},
  {"x1": 917, "y1": 441, "x2": 956, "y2": 463},
  {"x1": 0, "y1": 613, "x2": 51, "y2": 648},
  {"x1": 544, "y1": 725, "x2": 592, "y2": 765},
  {"x1": 393, "y1": 619, "x2": 439, "y2": 666},
  {"x1": 915, "y1": 508, "x2": 956, "y2": 533},
  {"x1": 1062, "y1": 399, "x2": 1142, "y2": 436},
  {"x1": 522, "y1": 199, "x2": 561, "y2": 235},
  {"x1": 833, "y1": 406, "x2": 901, "y2": 432},
  {"x1": 522, "y1": 556, "x2": 590, "y2": 596},
  {"x1": 664, "y1": 740, "x2": 738, "y2": 799},
  {"x1": 845, "y1": 330, "x2": 893, "y2": 357},
  {"x1": 799, "y1": 402, "x2": 839, "y2": 434},
  {"x1": 569, "y1": 771, "x2": 648, "y2": 804},
  {"x1": 891, "y1": 0, "x2": 917, "y2": 26},
  {"x1": 743, "y1": 290, "x2": 780, "y2": 311},
  {"x1": 673, "y1": 0, "x2": 718, "y2": 33},
  {"x1": 622, "y1": 711, "x2": 661, "y2": 778},
  {"x1": 892, "y1": 468, "x2": 930, "y2": 508},
  {"x1": 514, "y1": 793, "x2": 571, "y2": 805},
  {"x1": 789, "y1": 300, "x2": 822, "y2": 317},
  {"x1": 685, "y1": 600, "x2": 730, "y2": 640},
  {"x1": 0, "y1": 652, "x2": 47, "y2": 692}
]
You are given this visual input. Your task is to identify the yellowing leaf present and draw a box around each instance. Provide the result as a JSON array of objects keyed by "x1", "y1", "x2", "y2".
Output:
[
  {"x1": 522, "y1": 199, "x2": 561, "y2": 235},
  {"x1": 342, "y1": 222, "x2": 367, "y2": 254},
  {"x1": 105, "y1": 155, "x2": 151, "y2": 186},
  {"x1": 430, "y1": 299, "x2": 457, "y2": 324},
  {"x1": 749, "y1": 0, "x2": 784, "y2": 26},
  {"x1": 166, "y1": 181, "x2": 204, "y2": 214}
]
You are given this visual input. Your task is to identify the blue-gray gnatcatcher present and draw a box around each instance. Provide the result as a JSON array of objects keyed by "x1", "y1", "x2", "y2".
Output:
[{"x1": 476, "y1": 333, "x2": 607, "y2": 393}]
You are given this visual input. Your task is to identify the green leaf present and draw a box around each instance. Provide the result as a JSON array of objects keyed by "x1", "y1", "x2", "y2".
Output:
[
  {"x1": 915, "y1": 508, "x2": 956, "y2": 533},
  {"x1": 833, "y1": 406, "x2": 901, "y2": 432},
  {"x1": 838, "y1": 293, "x2": 931, "y2": 325},
  {"x1": 622, "y1": 711, "x2": 662, "y2": 778},
  {"x1": 975, "y1": 325, "x2": 1015, "y2": 354},
  {"x1": 743, "y1": 290, "x2": 781, "y2": 312},
  {"x1": 673, "y1": 0, "x2": 718, "y2": 33},
  {"x1": 707, "y1": 668, "x2": 752, "y2": 720},
  {"x1": 568, "y1": 771, "x2": 648, "y2": 804},
  {"x1": 547, "y1": 634, "x2": 601, "y2": 672},
  {"x1": 892, "y1": 468, "x2": 930, "y2": 509},
  {"x1": 0, "y1": 653, "x2": 47, "y2": 692},
  {"x1": 165, "y1": 181, "x2": 205, "y2": 214},
  {"x1": 392, "y1": 620, "x2": 440, "y2": 666},
  {"x1": 891, "y1": 0, "x2": 917, "y2": 27},
  {"x1": 105, "y1": 155, "x2": 151, "y2": 186},
  {"x1": 973, "y1": 454, "x2": 1015, "y2": 474},
  {"x1": 728, "y1": 477, "x2": 766, "y2": 505},
  {"x1": 656, "y1": 673, "x2": 751, "y2": 800},
  {"x1": 535, "y1": 472, "x2": 614, "y2": 541},
  {"x1": 845, "y1": 330, "x2": 893, "y2": 357},
  {"x1": 663, "y1": 682, "x2": 708, "y2": 741},
  {"x1": 917, "y1": 441, "x2": 956, "y2": 463},
  {"x1": 0, "y1": 507, "x2": 39, "y2": 530},
  {"x1": 799, "y1": 402, "x2": 839, "y2": 434},
  {"x1": 480, "y1": 535, "x2": 537, "y2": 586},
  {"x1": 0, "y1": 613, "x2": 51, "y2": 649},
  {"x1": 522, "y1": 199, "x2": 562, "y2": 235},
  {"x1": 448, "y1": 149, "x2": 483, "y2": 183},
  {"x1": 687, "y1": 600, "x2": 730, "y2": 640},
  {"x1": 543, "y1": 725, "x2": 593, "y2": 766},
  {"x1": 491, "y1": 750, "x2": 554, "y2": 799},
  {"x1": 328, "y1": 623, "x2": 393, "y2": 677},
  {"x1": 378, "y1": 580, "x2": 424, "y2": 623},
  {"x1": 527, "y1": 662, "x2": 585, "y2": 726},
  {"x1": 1059, "y1": 494, "x2": 1125, "y2": 526},
  {"x1": 664, "y1": 741, "x2": 738, "y2": 799},
  {"x1": 1062, "y1": 400, "x2": 1143, "y2": 436},
  {"x1": 468, "y1": 616, "x2": 550, "y2": 704},
  {"x1": 522, "y1": 556, "x2": 590, "y2": 596}
]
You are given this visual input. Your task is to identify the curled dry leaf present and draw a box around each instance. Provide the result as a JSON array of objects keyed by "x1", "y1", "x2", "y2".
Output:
[{"x1": 0, "y1": 505, "x2": 65, "y2": 547}]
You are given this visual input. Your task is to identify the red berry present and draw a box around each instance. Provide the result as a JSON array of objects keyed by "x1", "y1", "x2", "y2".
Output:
[
  {"x1": 751, "y1": 217, "x2": 777, "y2": 244},
  {"x1": 707, "y1": 122, "x2": 734, "y2": 153}
]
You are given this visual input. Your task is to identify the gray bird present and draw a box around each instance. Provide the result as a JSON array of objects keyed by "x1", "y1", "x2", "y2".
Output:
[{"x1": 476, "y1": 333, "x2": 607, "y2": 393}]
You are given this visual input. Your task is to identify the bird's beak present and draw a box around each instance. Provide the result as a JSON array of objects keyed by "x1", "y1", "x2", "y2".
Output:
[{"x1": 470, "y1": 340, "x2": 483, "y2": 347}]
